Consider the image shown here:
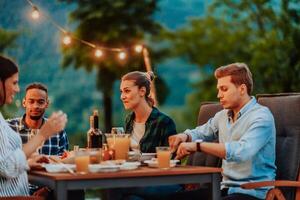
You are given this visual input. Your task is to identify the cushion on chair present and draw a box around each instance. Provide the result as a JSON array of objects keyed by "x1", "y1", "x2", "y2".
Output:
[
  {"x1": 197, "y1": 102, "x2": 223, "y2": 126},
  {"x1": 257, "y1": 93, "x2": 300, "y2": 200},
  {"x1": 187, "y1": 102, "x2": 223, "y2": 167}
]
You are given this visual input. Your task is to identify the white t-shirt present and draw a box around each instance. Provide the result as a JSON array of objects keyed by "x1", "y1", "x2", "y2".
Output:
[{"x1": 130, "y1": 121, "x2": 145, "y2": 151}]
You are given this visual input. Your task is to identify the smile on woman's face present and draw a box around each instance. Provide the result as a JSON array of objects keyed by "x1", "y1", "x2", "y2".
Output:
[
  {"x1": 120, "y1": 80, "x2": 145, "y2": 110},
  {"x1": 4, "y1": 73, "x2": 20, "y2": 104}
]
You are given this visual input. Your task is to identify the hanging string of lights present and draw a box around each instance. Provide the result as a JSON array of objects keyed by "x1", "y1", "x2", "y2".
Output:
[
  {"x1": 25, "y1": 0, "x2": 145, "y2": 60},
  {"x1": 25, "y1": 0, "x2": 158, "y2": 105}
]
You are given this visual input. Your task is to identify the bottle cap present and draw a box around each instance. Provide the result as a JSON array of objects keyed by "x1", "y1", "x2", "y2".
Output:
[{"x1": 93, "y1": 109, "x2": 99, "y2": 116}]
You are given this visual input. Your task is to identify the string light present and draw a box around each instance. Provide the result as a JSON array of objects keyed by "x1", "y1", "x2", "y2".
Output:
[
  {"x1": 94, "y1": 49, "x2": 103, "y2": 58},
  {"x1": 118, "y1": 51, "x2": 126, "y2": 60},
  {"x1": 134, "y1": 45, "x2": 143, "y2": 53},
  {"x1": 31, "y1": 6, "x2": 40, "y2": 19},
  {"x1": 25, "y1": 0, "x2": 147, "y2": 62},
  {"x1": 25, "y1": 0, "x2": 157, "y2": 105},
  {"x1": 62, "y1": 34, "x2": 72, "y2": 45}
]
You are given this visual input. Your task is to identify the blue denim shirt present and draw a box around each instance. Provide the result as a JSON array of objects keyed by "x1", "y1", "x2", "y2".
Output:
[{"x1": 184, "y1": 97, "x2": 276, "y2": 199}]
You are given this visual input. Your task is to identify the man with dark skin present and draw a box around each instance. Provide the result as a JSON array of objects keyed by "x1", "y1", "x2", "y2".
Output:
[{"x1": 7, "y1": 82, "x2": 69, "y2": 156}]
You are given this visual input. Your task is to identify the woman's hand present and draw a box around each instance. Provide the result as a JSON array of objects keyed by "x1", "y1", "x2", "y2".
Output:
[
  {"x1": 40, "y1": 111, "x2": 67, "y2": 140},
  {"x1": 28, "y1": 154, "x2": 49, "y2": 170}
]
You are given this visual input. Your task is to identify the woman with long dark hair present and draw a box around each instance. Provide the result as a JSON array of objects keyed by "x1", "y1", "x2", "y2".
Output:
[{"x1": 0, "y1": 55, "x2": 67, "y2": 196}]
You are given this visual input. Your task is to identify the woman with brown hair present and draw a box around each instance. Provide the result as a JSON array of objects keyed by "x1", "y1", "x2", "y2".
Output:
[
  {"x1": 0, "y1": 55, "x2": 67, "y2": 196},
  {"x1": 120, "y1": 71, "x2": 176, "y2": 153},
  {"x1": 107, "y1": 71, "x2": 182, "y2": 200}
]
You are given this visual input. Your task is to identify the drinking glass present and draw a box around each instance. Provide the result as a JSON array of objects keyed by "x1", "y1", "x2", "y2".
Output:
[
  {"x1": 156, "y1": 146, "x2": 171, "y2": 169},
  {"x1": 75, "y1": 149, "x2": 90, "y2": 174},
  {"x1": 89, "y1": 148, "x2": 102, "y2": 164},
  {"x1": 30, "y1": 129, "x2": 43, "y2": 153},
  {"x1": 105, "y1": 133, "x2": 130, "y2": 160},
  {"x1": 111, "y1": 127, "x2": 125, "y2": 134}
]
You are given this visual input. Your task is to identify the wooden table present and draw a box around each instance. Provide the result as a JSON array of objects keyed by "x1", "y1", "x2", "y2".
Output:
[{"x1": 29, "y1": 166, "x2": 222, "y2": 200}]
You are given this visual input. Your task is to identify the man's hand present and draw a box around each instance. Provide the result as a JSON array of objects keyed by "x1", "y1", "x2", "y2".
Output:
[
  {"x1": 168, "y1": 133, "x2": 188, "y2": 153},
  {"x1": 175, "y1": 142, "x2": 197, "y2": 159}
]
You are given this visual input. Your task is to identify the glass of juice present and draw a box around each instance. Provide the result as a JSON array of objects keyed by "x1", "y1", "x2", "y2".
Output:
[
  {"x1": 89, "y1": 148, "x2": 102, "y2": 164},
  {"x1": 75, "y1": 149, "x2": 90, "y2": 174},
  {"x1": 156, "y1": 146, "x2": 171, "y2": 169},
  {"x1": 114, "y1": 134, "x2": 130, "y2": 160}
]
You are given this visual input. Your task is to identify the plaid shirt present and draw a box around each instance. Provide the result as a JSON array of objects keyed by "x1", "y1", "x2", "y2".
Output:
[
  {"x1": 6, "y1": 115, "x2": 69, "y2": 156},
  {"x1": 125, "y1": 107, "x2": 177, "y2": 153}
]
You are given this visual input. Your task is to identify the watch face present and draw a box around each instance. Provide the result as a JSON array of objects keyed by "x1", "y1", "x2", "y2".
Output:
[{"x1": 195, "y1": 139, "x2": 203, "y2": 143}]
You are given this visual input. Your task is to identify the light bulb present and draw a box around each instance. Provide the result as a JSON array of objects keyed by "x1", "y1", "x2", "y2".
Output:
[
  {"x1": 31, "y1": 7, "x2": 40, "y2": 20},
  {"x1": 62, "y1": 35, "x2": 71, "y2": 45},
  {"x1": 118, "y1": 52, "x2": 126, "y2": 60},
  {"x1": 134, "y1": 45, "x2": 143, "y2": 53},
  {"x1": 95, "y1": 49, "x2": 103, "y2": 58}
]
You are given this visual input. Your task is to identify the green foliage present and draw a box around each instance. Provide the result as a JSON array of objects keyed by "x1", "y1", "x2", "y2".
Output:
[
  {"x1": 162, "y1": 0, "x2": 300, "y2": 114},
  {"x1": 0, "y1": 28, "x2": 19, "y2": 52},
  {"x1": 0, "y1": 28, "x2": 19, "y2": 118},
  {"x1": 68, "y1": 132, "x2": 87, "y2": 149},
  {"x1": 60, "y1": 0, "x2": 168, "y2": 131}
]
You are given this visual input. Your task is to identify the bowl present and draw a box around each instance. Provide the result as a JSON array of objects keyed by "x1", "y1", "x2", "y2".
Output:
[
  {"x1": 128, "y1": 151, "x2": 141, "y2": 161},
  {"x1": 144, "y1": 159, "x2": 179, "y2": 168},
  {"x1": 119, "y1": 162, "x2": 141, "y2": 170},
  {"x1": 140, "y1": 153, "x2": 156, "y2": 162}
]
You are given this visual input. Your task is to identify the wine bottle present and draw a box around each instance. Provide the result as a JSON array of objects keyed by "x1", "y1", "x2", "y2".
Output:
[{"x1": 87, "y1": 110, "x2": 103, "y2": 148}]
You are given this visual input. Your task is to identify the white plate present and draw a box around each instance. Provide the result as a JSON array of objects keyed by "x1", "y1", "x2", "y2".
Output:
[
  {"x1": 43, "y1": 164, "x2": 76, "y2": 173},
  {"x1": 119, "y1": 162, "x2": 141, "y2": 170},
  {"x1": 88, "y1": 164, "x2": 120, "y2": 173},
  {"x1": 144, "y1": 160, "x2": 179, "y2": 168}
]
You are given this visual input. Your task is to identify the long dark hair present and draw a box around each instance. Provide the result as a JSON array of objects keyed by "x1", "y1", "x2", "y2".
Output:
[
  {"x1": 0, "y1": 55, "x2": 19, "y2": 106},
  {"x1": 121, "y1": 71, "x2": 155, "y2": 107}
]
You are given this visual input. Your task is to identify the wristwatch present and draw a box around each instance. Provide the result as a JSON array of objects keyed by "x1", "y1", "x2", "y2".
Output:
[
  {"x1": 184, "y1": 133, "x2": 191, "y2": 142},
  {"x1": 195, "y1": 139, "x2": 203, "y2": 152}
]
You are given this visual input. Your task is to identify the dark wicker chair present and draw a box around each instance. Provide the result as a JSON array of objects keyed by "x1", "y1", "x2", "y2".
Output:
[{"x1": 242, "y1": 93, "x2": 300, "y2": 200}]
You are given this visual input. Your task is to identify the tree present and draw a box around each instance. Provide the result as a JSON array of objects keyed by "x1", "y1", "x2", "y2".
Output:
[
  {"x1": 163, "y1": 0, "x2": 300, "y2": 103},
  {"x1": 0, "y1": 28, "x2": 19, "y2": 54},
  {"x1": 0, "y1": 28, "x2": 19, "y2": 117},
  {"x1": 60, "y1": 0, "x2": 166, "y2": 132}
]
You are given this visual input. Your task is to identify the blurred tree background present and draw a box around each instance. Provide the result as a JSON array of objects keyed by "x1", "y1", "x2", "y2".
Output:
[
  {"x1": 1, "y1": 0, "x2": 299, "y2": 148},
  {"x1": 0, "y1": 28, "x2": 19, "y2": 117},
  {"x1": 60, "y1": 0, "x2": 169, "y2": 132},
  {"x1": 162, "y1": 0, "x2": 300, "y2": 126}
]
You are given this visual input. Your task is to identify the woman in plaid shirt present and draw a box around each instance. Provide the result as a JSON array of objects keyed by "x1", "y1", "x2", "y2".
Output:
[
  {"x1": 121, "y1": 71, "x2": 177, "y2": 153},
  {"x1": 107, "y1": 71, "x2": 181, "y2": 200}
]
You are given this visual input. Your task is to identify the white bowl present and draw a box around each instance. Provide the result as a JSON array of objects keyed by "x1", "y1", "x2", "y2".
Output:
[
  {"x1": 120, "y1": 162, "x2": 141, "y2": 170},
  {"x1": 140, "y1": 153, "x2": 156, "y2": 162},
  {"x1": 128, "y1": 151, "x2": 141, "y2": 161},
  {"x1": 144, "y1": 160, "x2": 179, "y2": 168}
]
